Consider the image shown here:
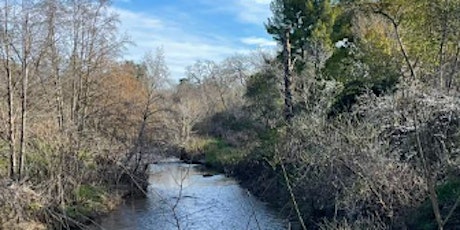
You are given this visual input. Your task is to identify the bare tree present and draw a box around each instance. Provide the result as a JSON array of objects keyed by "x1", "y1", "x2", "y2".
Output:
[
  {"x1": 125, "y1": 47, "x2": 169, "y2": 173},
  {"x1": 1, "y1": 0, "x2": 17, "y2": 180}
]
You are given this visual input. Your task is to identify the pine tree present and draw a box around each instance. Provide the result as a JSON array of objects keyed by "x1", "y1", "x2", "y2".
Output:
[{"x1": 266, "y1": 0, "x2": 337, "y2": 73}]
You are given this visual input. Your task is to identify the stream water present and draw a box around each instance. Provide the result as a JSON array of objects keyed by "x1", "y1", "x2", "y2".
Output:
[{"x1": 93, "y1": 159, "x2": 287, "y2": 230}]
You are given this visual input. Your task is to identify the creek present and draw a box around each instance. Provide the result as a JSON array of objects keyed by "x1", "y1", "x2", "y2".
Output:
[{"x1": 93, "y1": 159, "x2": 287, "y2": 230}]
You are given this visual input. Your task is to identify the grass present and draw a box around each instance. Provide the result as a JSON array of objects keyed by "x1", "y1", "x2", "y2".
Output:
[
  {"x1": 66, "y1": 184, "x2": 119, "y2": 219},
  {"x1": 203, "y1": 138, "x2": 247, "y2": 171},
  {"x1": 184, "y1": 137, "x2": 215, "y2": 155}
]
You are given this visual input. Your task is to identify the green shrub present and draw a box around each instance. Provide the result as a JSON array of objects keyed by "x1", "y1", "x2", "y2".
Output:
[
  {"x1": 203, "y1": 139, "x2": 246, "y2": 170},
  {"x1": 66, "y1": 184, "x2": 110, "y2": 218},
  {"x1": 409, "y1": 178, "x2": 460, "y2": 229},
  {"x1": 75, "y1": 185, "x2": 106, "y2": 203}
]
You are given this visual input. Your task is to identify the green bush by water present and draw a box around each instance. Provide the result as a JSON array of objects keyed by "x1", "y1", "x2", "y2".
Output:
[
  {"x1": 203, "y1": 138, "x2": 246, "y2": 171},
  {"x1": 66, "y1": 185, "x2": 112, "y2": 219}
]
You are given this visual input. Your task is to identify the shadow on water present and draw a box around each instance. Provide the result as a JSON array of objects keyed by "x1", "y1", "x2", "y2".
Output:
[{"x1": 92, "y1": 158, "x2": 287, "y2": 230}]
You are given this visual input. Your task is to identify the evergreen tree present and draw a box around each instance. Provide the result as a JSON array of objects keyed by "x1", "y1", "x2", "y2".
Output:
[{"x1": 266, "y1": 0, "x2": 337, "y2": 73}]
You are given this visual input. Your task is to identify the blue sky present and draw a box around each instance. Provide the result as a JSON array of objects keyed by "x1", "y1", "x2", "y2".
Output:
[{"x1": 112, "y1": 0, "x2": 276, "y2": 79}]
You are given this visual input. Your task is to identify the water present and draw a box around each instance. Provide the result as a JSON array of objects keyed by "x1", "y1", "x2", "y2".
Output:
[{"x1": 93, "y1": 159, "x2": 287, "y2": 230}]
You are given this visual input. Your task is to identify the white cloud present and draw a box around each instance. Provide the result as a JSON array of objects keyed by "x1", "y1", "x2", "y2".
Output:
[
  {"x1": 254, "y1": 0, "x2": 272, "y2": 3},
  {"x1": 114, "y1": 8, "x2": 163, "y2": 29},
  {"x1": 241, "y1": 36, "x2": 276, "y2": 47},
  {"x1": 111, "y1": 0, "x2": 277, "y2": 81},
  {"x1": 196, "y1": 0, "x2": 272, "y2": 25},
  {"x1": 235, "y1": 0, "x2": 272, "y2": 25},
  {"x1": 112, "y1": 7, "x2": 250, "y2": 80}
]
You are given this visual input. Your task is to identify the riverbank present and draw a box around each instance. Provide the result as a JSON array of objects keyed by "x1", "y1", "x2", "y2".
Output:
[
  {"x1": 0, "y1": 172, "x2": 148, "y2": 230},
  {"x1": 183, "y1": 106, "x2": 460, "y2": 229},
  {"x1": 68, "y1": 177, "x2": 149, "y2": 229},
  {"x1": 179, "y1": 139, "x2": 292, "y2": 220}
]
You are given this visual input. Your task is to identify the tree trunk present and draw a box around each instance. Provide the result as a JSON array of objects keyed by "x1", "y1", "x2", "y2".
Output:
[
  {"x1": 283, "y1": 28, "x2": 294, "y2": 123},
  {"x1": 70, "y1": 8, "x2": 79, "y2": 124},
  {"x1": 3, "y1": 0, "x2": 16, "y2": 180},
  {"x1": 18, "y1": 0, "x2": 30, "y2": 180},
  {"x1": 19, "y1": 53, "x2": 29, "y2": 181},
  {"x1": 47, "y1": 0, "x2": 64, "y2": 131}
]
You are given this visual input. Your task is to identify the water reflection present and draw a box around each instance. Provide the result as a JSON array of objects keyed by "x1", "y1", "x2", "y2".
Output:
[{"x1": 94, "y1": 160, "x2": 286, "y2": 230}]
